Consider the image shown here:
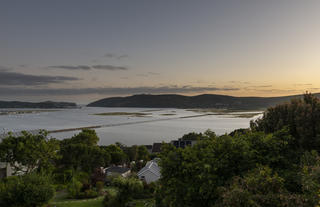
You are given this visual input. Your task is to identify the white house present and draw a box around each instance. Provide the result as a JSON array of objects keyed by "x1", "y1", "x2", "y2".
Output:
[{"x1": 137, "y1": 159, "x2": 161, "y2": 184}]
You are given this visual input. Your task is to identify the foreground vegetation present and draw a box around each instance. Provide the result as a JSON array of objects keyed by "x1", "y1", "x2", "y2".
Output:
[
  {"x1": 1, "y1": 93, "x2": 320, "y2": 207},
  {"x1": 0, "y1": 127, "x2": 152, "y2": 207},
  {"x1": 156, "y1": 93, "x2": 320, "y2": 207}
]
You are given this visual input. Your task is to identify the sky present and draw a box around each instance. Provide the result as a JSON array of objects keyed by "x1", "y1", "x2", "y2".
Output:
[{"x1": 1, "y1": 0, "x2": 320, "y2": 103}]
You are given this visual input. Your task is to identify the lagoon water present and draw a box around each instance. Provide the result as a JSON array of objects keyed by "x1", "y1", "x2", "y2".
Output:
[{"x1": 0, "y1": 107, "x2": 262, "y2": 146}]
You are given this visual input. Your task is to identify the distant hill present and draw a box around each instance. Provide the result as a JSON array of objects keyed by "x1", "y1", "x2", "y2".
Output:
[
  {"x1": 0, "y1": 101, "x2": 77, "y2": 108},
  {"x1": 87, "y1": 93, "x2": 320, "y2": 110}
]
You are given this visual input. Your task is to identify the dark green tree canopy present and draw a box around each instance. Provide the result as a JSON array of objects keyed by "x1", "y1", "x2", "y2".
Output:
[
  {"x1": 59, "y1": 129, "x2": 110, "y2": 172},
  {"x1": 0, "y1": 173, "x2": 55, "y2": 207},
  {"x1": 251, "y1": 93, "x2": 320, "y2": 151},
  {"x1": 0, "y1": 130, "x2": 59, "y2": 174}
]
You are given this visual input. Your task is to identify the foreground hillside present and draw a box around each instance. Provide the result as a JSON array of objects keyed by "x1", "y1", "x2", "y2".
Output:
[
  {"x1": 87, "y1": 93, "x2": 320, "y2": 110},
  {"x1": 0, "y1": 101, "x2": 77, "y2": 108}
]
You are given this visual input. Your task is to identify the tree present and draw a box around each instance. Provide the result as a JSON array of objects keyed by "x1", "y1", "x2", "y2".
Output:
[
  {"x1": 251, "y1": 93, "x2": 320, "y2": 152},
  {"x1": 216, "y1": 166, "x2": 304, "y2": 207},
  {"x1": 59, "y1": 142, "x2": 110, "y2": 172},
  {"x1": 110, "y1": 176, "x2": 143, "y2": 206},
  {"x1": 91, "y1": 167, "x2": 106, "y2": 186},
  {"x1": 158, "y1": 135, "x2": 253, "y2": 207},
  {"x1": 0, "y1": 173, "x2": 55, "y2": 207},
  {"x1": 102, "y1": 144, "x2": 126, "y2": 165},
  {"x1": 138, "y1": 145, "x2": 150, "y2": 161},
  {"x1": 0, "y1": 130, "x2": 59, "y2": 174},
  {"x1": 68, "y1": 129, "x2": 99, "y2": 146},
  {"x1": 127, "y1": 145, "x2": 139, "y2": 162},
  {"x1": 300, "y1": 151, "x2": 320, "y2": 206},
  {"x1": 158, "y1": 128, "x2": 302, "y2": 206}
]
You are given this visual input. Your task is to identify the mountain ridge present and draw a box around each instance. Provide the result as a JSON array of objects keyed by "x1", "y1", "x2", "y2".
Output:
[
  {"x1": 87, "y1": 93, "x2": 320, "y2": 110},
  {"x1": 0, "y1": 100, "x2": 77, "y2": 108}
]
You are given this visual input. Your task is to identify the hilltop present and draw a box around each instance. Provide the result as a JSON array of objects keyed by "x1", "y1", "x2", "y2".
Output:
[
  {"x1": 0, "y1": 101, "x2": 77, "y2": 108},
  {"x1": 87, "y1": 93, "x2": 320, "y2": 110}
]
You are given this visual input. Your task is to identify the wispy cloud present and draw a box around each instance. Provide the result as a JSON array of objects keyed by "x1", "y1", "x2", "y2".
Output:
[
  {"x1": 47, "y1": 65, "x2": 91, "y2": 70},
  {"x1": 47, "y1": 64, "x2": 128, "y2": 71},
  {"x1": 136, "y1": 72, "x2": 160, "y2": 77},
  {"x1": 293, "y1": 83, "x2": 313, "y2": 86},
  {"x1": 92, "y1": 65, "x2": 128, "y2": 70},
  {"x1": 104, "y1": 53, "x2": 128, "y2": 60},
  {"x1": 0, "y1": 86, "x2": 239, "y2": 96},
  {"x1": 0, "y1": 70, "x2": 79, "y2": 86}
]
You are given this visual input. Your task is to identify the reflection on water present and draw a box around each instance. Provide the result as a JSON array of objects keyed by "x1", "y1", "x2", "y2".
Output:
[{"x1": 0, "y1": 107, "x2": 262, "y2": 146}]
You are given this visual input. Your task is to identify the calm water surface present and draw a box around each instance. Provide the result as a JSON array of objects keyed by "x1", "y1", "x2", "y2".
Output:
[{"x1": 0, "y1": 107, "x2": 262, "y2": 145}]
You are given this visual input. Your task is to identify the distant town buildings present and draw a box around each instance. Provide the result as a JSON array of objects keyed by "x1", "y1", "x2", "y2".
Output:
[{"x1": 171, "y1": 139, "x2": 197, "y2": 149}]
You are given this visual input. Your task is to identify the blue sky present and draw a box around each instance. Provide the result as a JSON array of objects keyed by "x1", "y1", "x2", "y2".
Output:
[{"x1": 1, "y1": 0, "x2": 320, "y2": 103}]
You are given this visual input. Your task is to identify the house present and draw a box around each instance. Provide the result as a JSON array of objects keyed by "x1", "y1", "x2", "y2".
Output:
[
  {"x1": 0, "y1": 162, "x2": 13, "y2": 179},
  {"x1": 105, "y1": 166, "x2": 131, "y2": 177},
  {"x1": 171, "y1": 139, "x2": 197, "y2": 149},
  {"x1": 137, "y1": 159, "x2": 161, "y2": 184}
]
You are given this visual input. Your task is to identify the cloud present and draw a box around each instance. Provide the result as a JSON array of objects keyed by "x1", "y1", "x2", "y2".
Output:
[
  {"x1": 48, "y1": 65, "x2": 91, "y2": 70},
  {"x1": 247, "y1": 85, "x2": 273, "y2": 88},
  {"x1": 104, "y1": 53, "x2": 128, "y2": 59},
  {"x1": 0, "y1": 86, "x2": 240, "y2": 96},
  {"x1": 0, "y1": 65, "x2": 12, "y2": 71},
  {"x1": 228, "y1": 81, "x2": 251, "y2": 84},
  {"x1": 0, "y1": 71, "x2": 79, "y2": 86},
  {"x1": 47, "y1": 64, "x2": 128, "y2": 71},
  {"x1": 293, "y1": 83, "x2": 313, "y2": 86},
  {"x1": 136, "y1": 72, "x2": 160, "y2": 77},
  {"x1": 92, "y1": 65, "x2": 128, "y2": 71}
]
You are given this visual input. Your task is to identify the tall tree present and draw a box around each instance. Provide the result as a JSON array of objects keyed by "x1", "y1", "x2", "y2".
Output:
[
  {"x1": 0, "y1": 130, "x2": 59, "y2": 174},
  {"x1": 251, "y1": 93, "x2": 320, "y2": 152},
  {"x1": 59, "y1": 129, "x2": 110, "y2": 172}
]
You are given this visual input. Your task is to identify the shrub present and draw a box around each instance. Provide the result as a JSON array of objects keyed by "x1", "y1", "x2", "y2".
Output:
[
  {"x1": 67, "y1": 178, "x2": 82, "y2": 198},
  {"x1": 216, "y1": 166, "x2": 304, "y2": 207},
  {"x1": 96, "y1": 181, "x2": 104, "y2": 194},
  {"x1": 78, "y1": 189, "x2": 99, "y2": 199},
  {"x1": 110, "y1": 177, "x2": 144, "y2": 206},
  {"x1": 103, "y1": 192, "x2": 120, "y2": 207},
  {"x1": 0, "y1": 173, "x2": 55, "y2": 207}
]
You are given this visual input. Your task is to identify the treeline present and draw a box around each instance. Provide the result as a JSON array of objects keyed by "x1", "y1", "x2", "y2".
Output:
[
  {"x1": 0, "y1": 129, "x2": 152, "y2": 207},
  {"x1": 156, "y1": 93, "x2": 320, "y2": 207}
]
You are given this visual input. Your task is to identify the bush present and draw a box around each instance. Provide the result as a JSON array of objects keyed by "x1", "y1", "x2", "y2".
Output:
[
  {"x1": 96, "y1": 181, "x2": 104, "y2": 194},
  {"x1": 103, "y1": 192, "x2": 120, "y2": 207},
  {"x1": 109, "y1": 177, "x2": 144, "y2": 206},
  {"x1": 216, "y1": 166, "x2": 304, "y2": 207},
  {"x1": 78, "y1": 189, "x2": 99, "y2": 199},
  {"x1": 53, "y1": 183, "x2": 67, "y2": 191},
  {"x1": 0, "y1": 173, "x2": 55, "y2": 207},
  {"x1": 67, "y1": 178, "x2": 82, "y2": 198}
]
